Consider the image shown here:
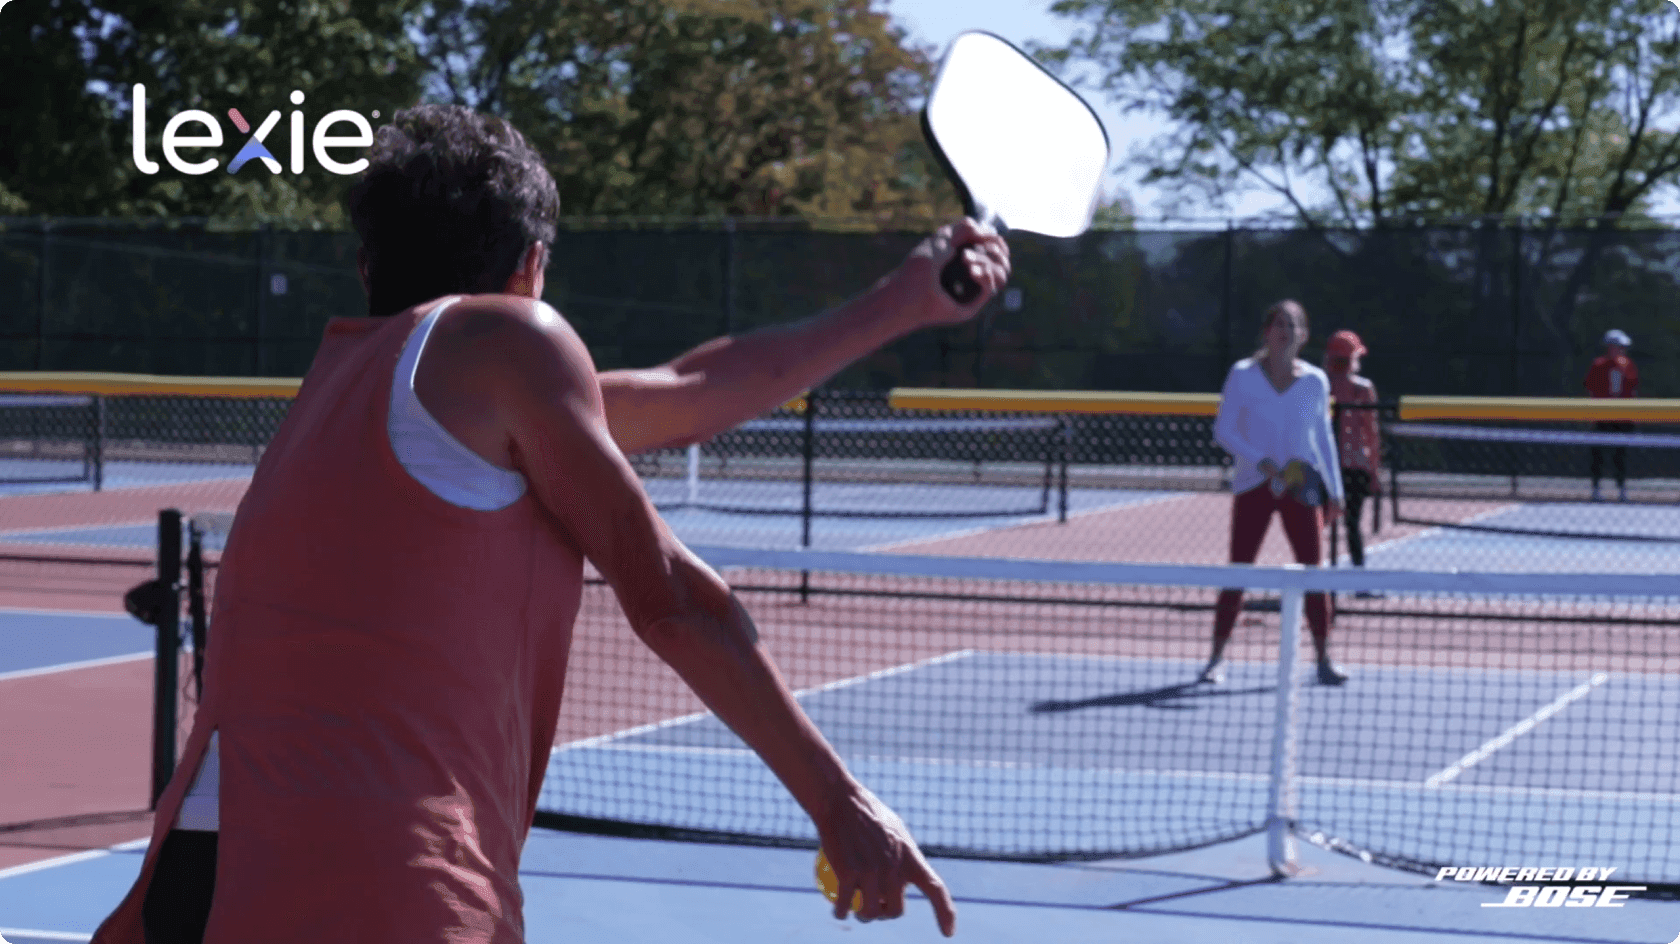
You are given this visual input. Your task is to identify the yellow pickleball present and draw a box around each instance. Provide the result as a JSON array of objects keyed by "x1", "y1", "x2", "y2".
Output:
[{"x1": 814, "y1": 847, "x2": 864, "y2": 912}]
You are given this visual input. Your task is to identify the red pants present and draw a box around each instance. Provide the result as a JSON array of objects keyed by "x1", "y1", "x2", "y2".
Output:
[{"x1": 1213, "y1": 485, "x2": 1333, "y2": 654}]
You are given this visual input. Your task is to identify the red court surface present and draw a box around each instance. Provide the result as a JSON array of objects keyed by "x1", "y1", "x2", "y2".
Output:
[
  {"x1": 878, "y1": 492, "x2": 1517, "y2": 564},
  {"x1": 0, "y1": 659, "x2": 154, "y2": 871}
]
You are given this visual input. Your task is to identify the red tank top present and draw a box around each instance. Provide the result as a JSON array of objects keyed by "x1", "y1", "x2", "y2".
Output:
[{"x1": 95, "y1": 301, "x2": 585, "y2": 942}]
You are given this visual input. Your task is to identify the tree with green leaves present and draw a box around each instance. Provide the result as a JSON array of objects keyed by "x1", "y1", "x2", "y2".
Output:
[
  {"x1": 0, "y1": 0, "x2": 958, "y2": 227},
  {"x1": 0, "y1": 0, "x2": 426, "y2": 224},
  {"x1": 1047, "y1": 0, "x2": 1680, "y2": 389},
  {"x1": 1048, "y1": 0, "x2": 1680, "y2": 227},
  {"x1": 416, "y1": 0, "x2": 959, "y2": 223}
]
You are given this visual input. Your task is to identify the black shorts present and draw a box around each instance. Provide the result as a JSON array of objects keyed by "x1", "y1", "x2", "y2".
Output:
[{"x1": 142, "y1": 829, "x2": 217, "y2": 944}]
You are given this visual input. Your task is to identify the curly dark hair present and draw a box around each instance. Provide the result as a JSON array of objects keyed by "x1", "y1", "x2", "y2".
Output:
[{"x1": 347, "y1": 105, "x2": 559, "y2": 317}]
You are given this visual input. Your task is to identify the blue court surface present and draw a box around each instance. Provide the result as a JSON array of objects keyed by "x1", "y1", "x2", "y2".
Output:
[
  {"x1": 0, "y1": 460, "x2": 254, "y2": 498},
  {"x1": 5, "y1": 609, "x2": 1678, "y2": 940},
  {"x1": 0, "y1": 611, "x2": 151, "y2": 679},
  {"x1": 1353, "y1": 502, "x2": 1680, "y2": 574},
  {"x1": 2, "y1": 827, "x2": 1677, "y2": 942},
  {"x1": 544, "y1": 651, "x2": 1678, "y2": 878},
  {"x1": 0, "y1": 484, "x2": 1162, "y2": 555}
]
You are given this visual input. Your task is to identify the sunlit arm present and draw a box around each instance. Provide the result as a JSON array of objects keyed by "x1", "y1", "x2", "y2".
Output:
[{"x1": 597, "y1": 274, "x2": 921, "y2": 456}]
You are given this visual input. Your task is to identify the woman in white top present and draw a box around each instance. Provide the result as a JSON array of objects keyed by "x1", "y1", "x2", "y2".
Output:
[{"x1": 1201, "y1": 300, "x2": 1348, "y2": 686}]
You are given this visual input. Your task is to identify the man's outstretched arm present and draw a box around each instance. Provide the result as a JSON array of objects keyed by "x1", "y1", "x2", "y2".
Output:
[
  {"x1": 599, "y1": 219, "x2": 1010, "y2": 456},
  {"x1": 492, "y1": 302, "x2": 958, "y2": 935}
]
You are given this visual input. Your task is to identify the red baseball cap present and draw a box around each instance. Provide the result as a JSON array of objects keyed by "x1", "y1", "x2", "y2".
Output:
[{"x1": 1326, "y1": 330, "x2": 1367, "y2": 357}]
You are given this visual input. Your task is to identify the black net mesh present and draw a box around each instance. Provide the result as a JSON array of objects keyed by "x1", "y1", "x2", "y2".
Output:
[{"x1": 2, "y1": 219, "x2": 1672, "y2": 397}]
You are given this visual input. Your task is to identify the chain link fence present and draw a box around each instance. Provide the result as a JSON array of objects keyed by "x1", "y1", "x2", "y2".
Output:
[{"x1": 2, "y1": 219, "x2": 1675, "y2": 397}]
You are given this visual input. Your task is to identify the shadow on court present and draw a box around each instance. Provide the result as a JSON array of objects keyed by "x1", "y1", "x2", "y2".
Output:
[{"x1": 1032, "y1": 682, "x2": 1275, "y2": 713}]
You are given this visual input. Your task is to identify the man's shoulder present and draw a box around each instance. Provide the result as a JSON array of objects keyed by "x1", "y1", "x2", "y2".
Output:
[
  {"x1": 444, "y1": 293, "x2": 562, "y2": 329},
  {"x1": 428, "y1": 295, "x2": 592, "y2": 392}
]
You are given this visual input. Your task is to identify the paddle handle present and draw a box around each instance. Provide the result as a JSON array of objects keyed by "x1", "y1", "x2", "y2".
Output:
[{"x1": 940, "y1": 246, "x2": 983, "y2": 304}]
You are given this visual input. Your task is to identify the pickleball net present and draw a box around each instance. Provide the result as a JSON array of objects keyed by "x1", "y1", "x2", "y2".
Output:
[
  {"x1": 153, "y1": 521, "x2": 1680, "y2": 886},
  {"x1": 633, "y1": 392, "x2": 1070, "y2": 521},
  {"x1": 1385, "y1": 421, "x2": 1680, "y2": 539}
]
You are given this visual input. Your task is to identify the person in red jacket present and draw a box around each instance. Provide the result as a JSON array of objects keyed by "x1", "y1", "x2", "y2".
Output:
[{"x1": 1584, "y1": 329, "x2": 1639, "y2": 502}]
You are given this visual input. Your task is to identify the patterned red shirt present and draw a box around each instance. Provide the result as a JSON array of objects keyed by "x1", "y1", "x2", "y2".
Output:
[
  {"x1": 1329, "y1": 371, "x2": 1381, "y2": 483},
  {"x1": 1584, "y1": 354, "x2": 1639, "y2": 398}
]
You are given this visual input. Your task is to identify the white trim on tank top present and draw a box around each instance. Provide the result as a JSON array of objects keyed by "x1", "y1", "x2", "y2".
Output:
[{"x1": 175, "y1": 298, "x2": 530, "y2": 831}]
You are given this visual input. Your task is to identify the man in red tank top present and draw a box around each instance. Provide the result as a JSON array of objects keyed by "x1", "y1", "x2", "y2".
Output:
[
  {"x1": 1583, "y1": 329, "x2": 1639, "y2": 502},
  {"x1": 96, "y1": 105, "x2": 1002, "y2": 943}
]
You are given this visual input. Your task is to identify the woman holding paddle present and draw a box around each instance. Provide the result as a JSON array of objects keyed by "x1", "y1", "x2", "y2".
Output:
[{"x1": 1200, "y1": 300, "x2": 1348, "y2": 687}]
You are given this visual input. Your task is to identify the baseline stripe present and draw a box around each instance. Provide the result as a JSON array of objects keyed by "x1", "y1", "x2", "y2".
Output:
[
  {"x1": 1424, "y1": 673, "x2": 1609, "y2": 787},
  {"x1": 0, "y1": 838, "x2": 148, "y2": 882},
  {"x1": 0, "y1": 652, "x2": 150, "y2": 683},
  {"x1": 0, "y1": 929, "x2": 95, "y2": 942},
  {"x1": 550, "y1": 651, "x2": 975, "y2": 754}
]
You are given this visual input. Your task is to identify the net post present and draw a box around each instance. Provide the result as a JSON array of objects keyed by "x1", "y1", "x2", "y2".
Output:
[
  {"x1": 686, "y1": 442, "x2": 700, "y2": 506},
  {"x1": 1327, "y1": 403, "x2": 1340, "y2": 570},
  {"x1": 800, "y1": 389, "x2": 816, "y2": 601},
  {"x1": 186, "y1": 517, "x2": 208, "y2": 702},
  {"x1": 35, "y1": 221, "x2": 49, "y2": 370},
  {"x1": 1058, "y1": 419, "x2": 1071, "y2": 523},
  {"x1": 150, "y1": 508, "x2": 183, "y2": 809},
  {"x1": 1265, "y1": 584, "x2": 1304, "y2": 877},
  {"x1": 91, "y1": 394, "x2": 105, "y2": 492}
]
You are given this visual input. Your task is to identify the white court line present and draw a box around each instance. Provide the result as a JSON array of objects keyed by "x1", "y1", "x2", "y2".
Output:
[
  {"x1": 0, "y1": 607, "x2": 134, "y2": 620},
  {"x1": 551, "y1": 650, "x2": 977, "y2": 754},
  {"x1": 1350, "y1": 503, "x2": 1521, "y2": 565},
  {"x1": 1424, "y1": 673, "x2": 1610, "y2": 788},
  {"x1": 0, "y1": 838, "x2": 148, "y2": 882},
  {"x1": 0, "y1": 652, "x2": 150, "y2": 683},
  {"x1": 860, "y1": 490, "x2": 1195, "y2": 553},
  {"x1": 0, "y1": 928, "x2": 94, "y2": 941},
  {"x1": 557, "y1": 744, "x2": 1675, "y2": 804},
  {"x1": 0, "y1": 520, "x2": 151, "y2": 539}
]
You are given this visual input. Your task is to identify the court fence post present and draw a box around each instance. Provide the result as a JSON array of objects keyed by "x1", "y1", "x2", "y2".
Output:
[
  {"x1": 1058, "y1": 418, "x2": 1071, "y2": 523},
  {"x1": 1266, "y1": 582, "x2": 1304, "y2": 876},
  {"x1": 686, "y1": 443, "x2": 700, "y2": 506},
  {"x1": 800, "y1": 389, "x2": 817, "y2": 601},
  {"x1": 91, "y1": 394, "x2": 106, "y2": 492},
  {"x1": 151, "y1": 508, "x2": 183, "y2": 809}
]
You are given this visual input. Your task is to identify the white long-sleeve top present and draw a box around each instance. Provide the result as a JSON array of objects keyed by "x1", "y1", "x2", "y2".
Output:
[{"x1": 1214, "y1": 357, "x2": 1344, "y2": 506}]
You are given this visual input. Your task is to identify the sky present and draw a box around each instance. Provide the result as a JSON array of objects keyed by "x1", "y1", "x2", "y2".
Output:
[
  {"x1": 880, "y1": 0, "x2": 1292, "y2": 225},
  {"x1": 883, "y1": 0, "x2": 1680, "y2": 225}
]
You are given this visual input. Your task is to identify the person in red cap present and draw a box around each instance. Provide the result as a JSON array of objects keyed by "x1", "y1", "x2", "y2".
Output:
[
  {"x1": 1324, "y1": 330, "x2": 1382, "y2": 585},
  {"x1": 1584, "y1": 329, "x2": 1639, "y2": 502}
]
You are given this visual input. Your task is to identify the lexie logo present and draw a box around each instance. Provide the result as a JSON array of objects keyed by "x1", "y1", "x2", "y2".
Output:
[{"x1": 130, "y1": 85, "x2": 374, "y2": 176}]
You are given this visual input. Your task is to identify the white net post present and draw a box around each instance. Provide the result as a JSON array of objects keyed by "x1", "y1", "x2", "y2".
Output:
[
  {"x1": 686, "y1": 442, "x2": 701, "y2": 504},
  {"x1": 1266, "y1": 584, "x2": 1304, "y2": 876}
]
